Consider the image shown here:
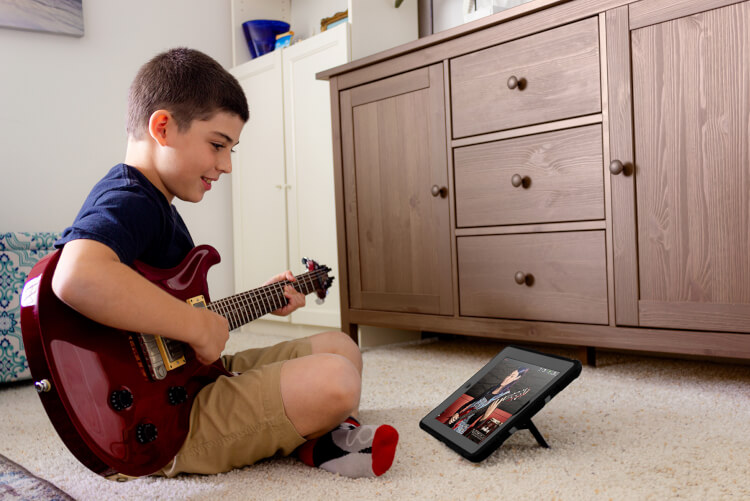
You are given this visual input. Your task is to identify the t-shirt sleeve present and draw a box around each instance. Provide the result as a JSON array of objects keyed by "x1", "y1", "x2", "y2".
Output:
[{"x1": 56, "y1": 188, "x2": 163, "y2": 265}]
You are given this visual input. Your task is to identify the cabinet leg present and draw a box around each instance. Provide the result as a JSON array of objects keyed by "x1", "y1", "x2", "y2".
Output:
[
  {"x1": 345, "y1": 323, "x2": 359, "y2": 344},
  {"x1": 577, "y1": 346, "x2": 597, "y2": 367}
]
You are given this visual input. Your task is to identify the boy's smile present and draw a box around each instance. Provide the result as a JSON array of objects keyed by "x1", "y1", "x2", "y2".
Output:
[{"x1": 201, "y1": 176, "x2": 215, "y2": 190}]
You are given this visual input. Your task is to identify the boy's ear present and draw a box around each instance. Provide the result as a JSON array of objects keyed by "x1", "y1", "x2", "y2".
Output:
[{"x1": 148, "y1": 110, "x2": 172, "y2": 146}]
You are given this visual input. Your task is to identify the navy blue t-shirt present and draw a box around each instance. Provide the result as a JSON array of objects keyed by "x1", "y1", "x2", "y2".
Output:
[{"x1": 56, "y1": 164, "x2": 194, "y2": 268}]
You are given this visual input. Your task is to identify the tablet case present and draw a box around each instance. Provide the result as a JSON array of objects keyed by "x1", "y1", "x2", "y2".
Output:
[{"x1": 419, "y1": 345, "x2": 582, "y2": 462}]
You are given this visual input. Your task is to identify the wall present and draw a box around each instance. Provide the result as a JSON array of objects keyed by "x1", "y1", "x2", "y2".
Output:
[
  {"x1": 432, "y1": 0, "x2": 465, "y2": 32},
  {"x1": 431, "y1": 0, "x2": 536, "y2": 33},
  {"x1": 0, "y1": 0, "x2": 236, "y2": 299}
]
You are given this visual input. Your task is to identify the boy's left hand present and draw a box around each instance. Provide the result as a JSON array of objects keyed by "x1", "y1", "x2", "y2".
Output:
[{"x1": 264, "y1": 270, "x2": 305, "y2": 316}]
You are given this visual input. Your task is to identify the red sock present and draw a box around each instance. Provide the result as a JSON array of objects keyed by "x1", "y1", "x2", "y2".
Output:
[{"x1": 297, "y1": 418, "x2": 399, "y2": 477}]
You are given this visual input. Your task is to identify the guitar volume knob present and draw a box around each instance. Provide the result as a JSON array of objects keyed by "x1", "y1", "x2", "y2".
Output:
[
  {"x1": 136, "y1": 423, "x2": 158, "y2": 444},
  {"x1": 167, "y1": 386, "x2": 189, "y2": 405},
  {"x1": 110, "y1": 389, "x2": 134, "y2": 411}
]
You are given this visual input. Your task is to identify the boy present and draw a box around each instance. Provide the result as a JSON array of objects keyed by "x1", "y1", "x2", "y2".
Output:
[{"x1": 51, "y1": 47, "x2": 398, "y2": 478}]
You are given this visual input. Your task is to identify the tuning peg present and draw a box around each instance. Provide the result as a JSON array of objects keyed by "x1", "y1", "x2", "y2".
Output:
[{"x1": 315, "y1": 298, "x2": 325, "y2": 305}]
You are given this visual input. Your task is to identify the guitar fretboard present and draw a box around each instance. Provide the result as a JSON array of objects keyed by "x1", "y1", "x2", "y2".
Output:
[{"x1": 206, "y1": 268, "x2": 330, "y2": 331}]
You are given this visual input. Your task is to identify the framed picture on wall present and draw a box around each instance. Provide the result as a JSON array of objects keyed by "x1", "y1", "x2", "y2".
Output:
[{"x1": 0, "y1": 0, "x2": 84, "y2": 37}]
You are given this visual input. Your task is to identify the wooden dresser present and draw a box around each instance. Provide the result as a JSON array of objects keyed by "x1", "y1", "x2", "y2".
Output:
[{"x1": 318, "y1": 0, "x2": 750, "y2": 362}]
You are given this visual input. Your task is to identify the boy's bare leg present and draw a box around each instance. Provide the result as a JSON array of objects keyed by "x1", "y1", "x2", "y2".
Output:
[
  {"x1": 282, "y1": 331, "x2": 399, "y2": 477},
  {"x1": 280, "y1": 351, "x2": 360, "y2": 439}
]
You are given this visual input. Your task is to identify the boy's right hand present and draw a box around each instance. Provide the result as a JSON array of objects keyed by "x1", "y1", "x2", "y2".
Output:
[{"x1": 187, "y1": 308, "x2": 230, "y2": 365}]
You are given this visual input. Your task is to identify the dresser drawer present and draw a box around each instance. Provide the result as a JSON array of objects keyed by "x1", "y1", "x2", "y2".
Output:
[
  {"x1": 454, "y1": 124, "x2": 604, "y2": 227},
  {"x1": 458, "y1": 231, "x2": 608, "y2": 324},
  {"x1": 450, "y1": 17, "x2": 601, "y2": 138}
]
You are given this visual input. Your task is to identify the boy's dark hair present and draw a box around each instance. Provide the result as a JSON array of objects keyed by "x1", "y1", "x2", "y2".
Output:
[{"x1": 127, "y1": 47, "x2": 249, "y2": 139}]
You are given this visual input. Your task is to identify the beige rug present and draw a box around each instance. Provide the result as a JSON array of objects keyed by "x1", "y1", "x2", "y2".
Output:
[{"x1": 1, "y1": 332, "x2": 749, "y2": 500}]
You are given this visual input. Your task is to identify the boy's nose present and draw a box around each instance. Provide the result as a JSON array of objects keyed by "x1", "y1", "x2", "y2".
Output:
[{"x1": 219, "y1": 158, "x2": 232, "y2": 174}]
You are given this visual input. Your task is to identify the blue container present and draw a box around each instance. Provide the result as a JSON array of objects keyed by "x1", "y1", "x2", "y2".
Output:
[{"x1": 242, "y1": 20, "x2": 290, "y2": 59}]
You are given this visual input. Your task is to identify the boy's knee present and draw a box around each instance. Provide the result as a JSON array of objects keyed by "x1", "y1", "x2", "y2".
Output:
[
  {"x1": 311, "y1": 331, "x2": 362, "y2": 373},
  {"x1": 318, "y1": 354, "x2": 360, "y2": 413}
]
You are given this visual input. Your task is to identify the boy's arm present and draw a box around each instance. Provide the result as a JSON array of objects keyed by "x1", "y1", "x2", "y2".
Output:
[{"x1": 51, "y1": 239, "x2": 229, "y2": 365}]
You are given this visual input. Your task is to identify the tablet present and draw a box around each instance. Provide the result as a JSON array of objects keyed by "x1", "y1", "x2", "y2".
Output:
[{"x1": 419, "y1": 345, "x2": 581, "y2": 462}]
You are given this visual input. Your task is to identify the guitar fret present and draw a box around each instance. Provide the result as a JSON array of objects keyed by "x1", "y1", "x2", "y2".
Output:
[
  {"x1": 225, "y1": 297, "x2": 240, "y2": 330},
  {"x1": 266, "y1": 285, "x2": 275, "y2": 313},
  {"x1": 234, "y1": 295, "x2": 248, "y2": 326},
  {"x1": 243, "y1": 293, "x2": 255, "y2": 323},
  {"x1": 267, "y1": 285, "x2": 276, "y2": 312},
  {"x1": 238, "y1": 293, "x2": 252, "y2": 323},
  {"x1": 276, "y1": 282, "x2": 286, "y2": 310},
  {"x1": 208, "y1": 300, "x2": 221, "y2": 317},
  {"x1": 276, "y1": 282, "x2": 288, "y2": 310},
  {"x1": 249, "y1": 290, "x2": 262, "y2": 320},
  {"x1": 249, "y1": 289, "x2": 261, "y2": 320},
  {"x1": 241, "y1": 295, "x2": 253, "y2": 323}
]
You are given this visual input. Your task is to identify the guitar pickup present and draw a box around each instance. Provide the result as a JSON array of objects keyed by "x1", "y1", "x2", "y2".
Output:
[
  {"x1": 187, "y1": 295, "x2": 207, "y2": 308},
  {"x1": 149, "y1": 295, "x2": 209, "y2": 374},
  {"x1": 132, "y1": 296, "x2": 205, "y2": 381},
  {"x1": 155, "y1": 336, "x2": 187, "y2": 372}
]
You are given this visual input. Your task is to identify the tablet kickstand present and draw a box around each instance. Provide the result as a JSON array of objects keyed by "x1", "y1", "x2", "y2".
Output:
[{"x1": 512, "y1": 419, "x2": 550, "y2": 449}]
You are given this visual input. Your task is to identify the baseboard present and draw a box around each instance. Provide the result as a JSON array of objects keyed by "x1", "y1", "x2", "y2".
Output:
[{"x1": 358, "y1": 326, "x2": 422, "y2": 349}]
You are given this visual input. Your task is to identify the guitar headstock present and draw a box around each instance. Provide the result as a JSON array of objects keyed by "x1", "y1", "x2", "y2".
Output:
[{"x1": 301, "y1": 257, "x2": 334, "y2": 302}]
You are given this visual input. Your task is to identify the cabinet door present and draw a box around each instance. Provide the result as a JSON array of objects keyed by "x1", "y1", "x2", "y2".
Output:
[
  {"x1": 340, "y1": 64, "x2": 453, "y2": 315},
  {"x1": 231, "y1": 52, "x2": 290, "y2": 323},
  {"x1": 609, "y1": 1, "x2": 750, "y2": 333},
  {"x1": 283, "y1": 24, "x2": 349, "y2": 327}
]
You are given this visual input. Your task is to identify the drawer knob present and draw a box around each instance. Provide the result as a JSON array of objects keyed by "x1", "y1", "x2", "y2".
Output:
[
  {"x1": 609, "y1": 159, "x2": 625, "y2": 175},
  {"x1": 514, "y1": 271, "x2": 533, "y2": 285},
  {"x1": 507, "y1": 75, "x2": 526, "y2": 90},
  {"x1": 431, "y1": 185, "x2": 448, "y2": 198},
  {"x1": 511, "y1": 174, "x2": 530, "y2": 188}
]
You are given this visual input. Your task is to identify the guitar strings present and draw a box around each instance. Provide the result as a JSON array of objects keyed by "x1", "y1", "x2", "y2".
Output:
[{"x1": 207, "y1": 268, "x2": 331, "y2": 330}]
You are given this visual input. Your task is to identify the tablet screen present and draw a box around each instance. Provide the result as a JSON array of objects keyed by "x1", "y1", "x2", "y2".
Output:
[{"x1": 435, "y1": 357, "x2": 560, "y2": 445}]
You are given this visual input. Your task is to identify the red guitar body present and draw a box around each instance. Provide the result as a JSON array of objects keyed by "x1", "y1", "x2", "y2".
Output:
[{"x1": 20, "y1": 245, "x2": 231, "y2": 478}]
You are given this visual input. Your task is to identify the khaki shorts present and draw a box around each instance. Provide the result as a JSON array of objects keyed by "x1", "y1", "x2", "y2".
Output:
[{"x1": 156, "y1": 337, "x2": 313, "y2": 476}]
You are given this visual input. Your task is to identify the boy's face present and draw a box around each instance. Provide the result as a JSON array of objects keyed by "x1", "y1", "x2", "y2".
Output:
[{"x1": 156, "y1": 110, "x2": 244, "y2": 203}]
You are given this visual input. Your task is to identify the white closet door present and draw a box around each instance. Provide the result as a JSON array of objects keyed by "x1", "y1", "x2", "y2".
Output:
[
  {"x1": 283, "y1": 23, "x2": 349, "y2": 327},
  {"x1": 231, "y1": 51, "x2": 290, "y2": 323}
]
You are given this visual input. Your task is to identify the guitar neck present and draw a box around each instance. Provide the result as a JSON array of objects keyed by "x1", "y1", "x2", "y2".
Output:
[{"x1": 206, "y1": 269, "x2": 327, "y2": 331}]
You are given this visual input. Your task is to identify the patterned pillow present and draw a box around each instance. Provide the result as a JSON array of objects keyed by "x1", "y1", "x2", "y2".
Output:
[{"x1": 0, "y1": 232, "x2": 60, "y2": 383}]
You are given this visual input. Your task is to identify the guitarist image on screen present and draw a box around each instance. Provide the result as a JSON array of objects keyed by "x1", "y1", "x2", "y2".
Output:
[
  {"x1": 447, "y1": 368, "x2": 529, "y2": 436},
  {"x1": 43, "y1": 48, "x2": 398, "y2": 479}
]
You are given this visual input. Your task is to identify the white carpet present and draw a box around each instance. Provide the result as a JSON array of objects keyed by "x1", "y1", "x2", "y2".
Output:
[{"x1": 1, "y1": 332, "x2": 749, "y2": 500}]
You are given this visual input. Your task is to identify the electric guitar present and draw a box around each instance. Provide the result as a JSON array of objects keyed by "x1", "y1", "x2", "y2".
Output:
[
  {"x1": 446, "y1": 387, "x2": 530, "y2": 426},
  {"x1": 19, "y1": 245, "x2": 333, "y2": 480}
]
